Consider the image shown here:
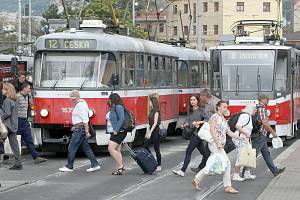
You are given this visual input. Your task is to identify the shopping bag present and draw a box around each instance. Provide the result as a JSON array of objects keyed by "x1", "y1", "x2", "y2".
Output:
[
  {"x1": 4, "y1": 135, "x2": 21, "y2": 155},
  {"x1": 272, "y1": 137, "x2": 283, "y2": 149},
  {"x1": 197, "y1": 122, "x2": 213, "y2": 143},
  {"x1": 204, "y1": 153, "x2": 228, "y2": 174},
  {"x1": 239, "y1": 144, "x2": 256, "y2": 168}
]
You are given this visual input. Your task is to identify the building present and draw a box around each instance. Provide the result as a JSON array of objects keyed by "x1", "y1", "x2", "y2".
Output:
[{"x1": 166, "y1": 0, "x2": 282, "y2": 50}]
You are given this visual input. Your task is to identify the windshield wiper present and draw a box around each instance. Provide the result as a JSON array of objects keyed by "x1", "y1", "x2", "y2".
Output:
[
  {"x1": 257, "y1": 67, "x2": 261, "y2": 93},
  {"x1": 51, "y1": 70, "x2": 65, "y2": 89},
  {"x1": 80, "y1": 76, "x2": 89, "y2": 89},
  {"x1": 235, "y1": 66, "x2": 239, "y2": 96}
]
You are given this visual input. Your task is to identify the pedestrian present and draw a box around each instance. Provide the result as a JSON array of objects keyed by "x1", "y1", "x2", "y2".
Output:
[
  {"x1": 59, "y1": 90, "x2": 100, "y2": 172},
  {"x1": 173, "y1": 95, "x2": 210, "y2": 177},
  {"x1": 0, "y1": 82, "x2": 22, "y2": 170},
  {"x1": 191, "y1": 89, "x2": 218, "y2": 173},
  {"x1": 144, "y1": 95, "x2": 162, "y2": 172},
  {"x1": 232, "y1": 104, "x2": 257, "y2": 181},
  {"x1": 16, "y1": 83, "x2": 47, "y2": 164},
  {"x1": 192, "y1": 100, "x2": 239, "y2": 194},
  {"x1": 246, "y1": 95, "x2": 285, "y2": 177},
  {"x1": 14, "y1": 71, "x2": 30, "y2": 93},
  {"x1": 107, "y1": 93, "x2": 127, "y2": 175}
]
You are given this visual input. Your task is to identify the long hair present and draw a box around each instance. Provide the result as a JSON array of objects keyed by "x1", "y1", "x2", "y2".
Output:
[
  {"x1": 188, "y1": 95, "x2": 200, "y2": 113},
  {"x1": 2, "y1": 82, "x2": 16, "y2": 101},
  {"x1": 109, "y1": 93, "x2": 124, "y2": 107},
  {"x1": 150, "y1": 96, "x2": 160, "y2": 112}
]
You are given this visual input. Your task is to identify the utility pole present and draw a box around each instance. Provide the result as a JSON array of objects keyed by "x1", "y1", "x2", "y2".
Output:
[
  {"x1": 28, "y1": 0, "x2": 32, "y2": 56},
  {"x1": 196, "y1": 0, "x2": 203, "y2": 50},
  {"x1": 132, "y1": 0, "x2": 136, "y2": 26},
  {"x1": 17, "y1": 0, "x2": 22, "y2": 53}
]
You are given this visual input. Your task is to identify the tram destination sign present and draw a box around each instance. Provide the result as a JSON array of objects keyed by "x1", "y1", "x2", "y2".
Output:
[{"x1": 45, "y1": 39, "x2": 97, "y2": 49}]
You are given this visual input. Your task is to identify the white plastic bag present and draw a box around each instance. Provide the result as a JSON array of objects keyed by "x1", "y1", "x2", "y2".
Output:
[
  {"x1": 203, "y1": 153, "x2": 228, "y2": 174},
  {"x1": 272, "y1": 137, "x2": 283, "y2": 149},
  {"x1": 4, "y1": 135, "x2": 21, "y2": 155}
]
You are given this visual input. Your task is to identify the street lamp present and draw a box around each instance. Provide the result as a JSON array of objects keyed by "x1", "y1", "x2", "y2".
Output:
[{"x1": 132, "y1": 0, "x2": 139, "y2": 26}]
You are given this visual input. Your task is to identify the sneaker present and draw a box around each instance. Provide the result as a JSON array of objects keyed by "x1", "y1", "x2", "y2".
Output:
[
  {"x1": 86, "y1": 165, "x2": 101, "y2": 172},
  {"x1": 232, "y1": 173, "x2": 245, "y2": 181},
  {"x1": 156, "y1": 166, "x2": 162, "y2": 172},
  {"x1": 244, "y1": 171, "x2": 256, "y2": 180},
  {"x1": 273, "y1": 167, "x2": 285, "y2": 177},
  {"x1": 34, "y1": 157, "x2": 47, "y2": 164},
  {"x1": 173, "y1": 170, "x2": 185, "y2": 177},
  {"x1": 191, "y1": 167, "x2": 200, "y2": 173},
  {"x1": 59, "y1": 166, "x2": 73, "y2": 172},
  {"x1": 9, "y1": 164, "x2": 23, "y2": 170}
]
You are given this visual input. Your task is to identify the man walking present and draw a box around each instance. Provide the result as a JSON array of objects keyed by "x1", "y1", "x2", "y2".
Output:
[
  {"x1": 248, "y1": 94, "x2": 285, "y2": 177},
  {"x1": 17, "y1": 83, "x2": 47, "y2": 164},
  {"x1": 59, "y1": 90, "x2": 100, "y2": 172}
]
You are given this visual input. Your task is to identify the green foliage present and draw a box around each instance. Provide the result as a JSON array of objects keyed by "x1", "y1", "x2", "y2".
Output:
[{"x1": 42, "y1": 4, "x2": 62, "y2": 20}]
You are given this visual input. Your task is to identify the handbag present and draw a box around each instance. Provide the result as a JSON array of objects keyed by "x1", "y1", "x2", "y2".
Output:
[
  {"x1": 197, "y1": 122, "x2": 213, "y2": 143},
  {"x1": 159, "y1": 124, "x2": 167, "y2": 139},
  {"x1": 182, "y1": 127, "x2": 195, "y2": 140},
  {"x1": 239, "y1": 143, "x2": 256, "y2": 168},
  {"x1": 0, "y1": 119, "x2": 8, "y2": 142}
]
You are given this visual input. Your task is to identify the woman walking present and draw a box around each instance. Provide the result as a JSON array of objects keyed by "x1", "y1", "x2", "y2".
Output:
[
  {"x1": 0, "y1": 83, "x2": 22, "y2": 170},
  {"x1": 144, "y1": 95, "x2": 162, "y2": 172},
  {"x1": 192, "y1": 100, "x2": 238, "y2": 194},
  {"x1": 173, "y1": 95, "x2": 209, "y2": 177},
  {"x1": 232, "y1": 104, "x2": 257, "y2": 181},
  {"x1": 107, "y1": 93, "x2": 127, "y2": 175}
]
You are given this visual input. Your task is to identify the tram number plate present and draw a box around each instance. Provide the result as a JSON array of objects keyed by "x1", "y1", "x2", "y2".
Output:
[{"x1": 45, "y1": 39, "x2": 97, "y2": 49}]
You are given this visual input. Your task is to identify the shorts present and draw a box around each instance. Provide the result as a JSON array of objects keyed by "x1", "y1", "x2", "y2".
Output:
[{"x1": 110, "y1": 132, "x2": 127, "y2": 144}]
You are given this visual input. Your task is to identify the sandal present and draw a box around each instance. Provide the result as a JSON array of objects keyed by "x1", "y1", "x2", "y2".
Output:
[
  {"x1": 192, "y1": 178, "x2": 200, "y2": 191},
  {"x1": 111, "y1": 168, "x2": 123, "y2": 175},
  {"x1": 225, "y1": 187, "x2": 239, "y2": 194}
]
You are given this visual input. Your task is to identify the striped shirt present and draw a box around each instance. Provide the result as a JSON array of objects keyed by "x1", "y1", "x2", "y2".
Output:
[
  {"x1": 16, "y1": 93, "x2": 29, "y2": 118},
  {"x1": 256, "y1": 103, "x2": 268, "y2": 136}
]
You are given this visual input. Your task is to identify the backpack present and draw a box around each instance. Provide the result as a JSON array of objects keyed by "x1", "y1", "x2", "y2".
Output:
[
  {"x1": 228, "y1": 112, "x2": 250, "y2": 132},
  {"x1": 123, "y1": 108, "x2": 136, "y2": 132}
]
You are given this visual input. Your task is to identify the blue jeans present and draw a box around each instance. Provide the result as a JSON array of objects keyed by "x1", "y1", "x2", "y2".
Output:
[
  {"x1": 66, "y1": 127, "x2": 98, "y2": 169},
  {"x1": 18, "y1": 118, "x2": 39, "y2": 159},
  {"x1": 252, "y1": 133, "x2": 278, "y2": 174}
]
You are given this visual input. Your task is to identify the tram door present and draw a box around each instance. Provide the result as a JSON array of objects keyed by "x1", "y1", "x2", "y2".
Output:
[{"x1": 210, "y1": 50, "x2": 221, "y2": 99}]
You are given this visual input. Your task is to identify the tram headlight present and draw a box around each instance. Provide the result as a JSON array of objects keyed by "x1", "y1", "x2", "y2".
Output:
[
  {"x1": 40, "y1": 109, "x2": 49, "y2": 117},
  {"x1": 88, "y1": 109, "x2": 94, "y2": 117}
]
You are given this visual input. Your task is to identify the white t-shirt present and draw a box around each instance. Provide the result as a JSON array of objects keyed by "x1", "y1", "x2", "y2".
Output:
[
  {"x1": 72, "y1": 100, "x2": 89, "y2": 125},
  {"x1": 106, "y1": 112, "x2": 114, "y2": 133},
  {"x1": 236, "y1": 113, "x2": 252, "y2": 138}
]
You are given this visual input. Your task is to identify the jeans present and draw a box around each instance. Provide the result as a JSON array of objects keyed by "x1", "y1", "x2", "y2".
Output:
[
  {"x1": 18, "y1": 118, "x2": 39, "y2": 159},
  {"x1": 144, "y1": 126, "x2": 161, "y2": 166},
  {"x1": 66, "y1": 127, "x2": 98, "y2": 169},
  {"x1": 252, "y1": 133, "x2": 278, "y2": 174},
  {"x1": 181, "y1": 134, "x2": 210, "y2": 172}
]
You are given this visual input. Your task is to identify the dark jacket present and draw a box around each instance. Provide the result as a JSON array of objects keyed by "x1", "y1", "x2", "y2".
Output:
[{"x1": 0, "y1": 97, "x2": 18, "y2": 133}]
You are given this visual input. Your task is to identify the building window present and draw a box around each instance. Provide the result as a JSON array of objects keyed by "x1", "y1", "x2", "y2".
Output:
[
  {"x1": 263, "y1": 2, "x2": 270, "y2": 12},
  {"x1": 193, "y1": 25, "x2": 196, "y2": 35},
  {"x1": 203, "y1": 2, "x2": 208, "y2": 12},
  {"x1": 214, "y1": 25, "x2": 218, "y2": 35},
  {"x1": 173, "y1": 26, "x2": 178, "y2": 35},
  {"x1": 159, "y1": 23, "x2": 164, "y2": 33},
  {"x1": 184, "y1": 26, "x2": 189, "y2": 35},
  {"x1": 173, "y1": 5, "x2": 177, "y2": 14},
  {"x1": 193, "y1": 3, "x2": 196, "y2": 23},
  {"x1": 184, "y1": 4, "x2": 189, "y2": 13},
  {"x1": 237, "y1": 2, "x2": 244, "y2": 11},
  {"x1": 214, "y1": 2, "x2": 219, "y2": 12},
  {"x1": 203, "y1": 25, "x2": 207, "y2": 35}
]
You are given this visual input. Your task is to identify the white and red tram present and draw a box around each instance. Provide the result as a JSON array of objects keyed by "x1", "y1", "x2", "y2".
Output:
[
  {"x1": 210, "y1": 44, "x2": 300, "y2": 139},
  {"x1": 31, "y1": 21, "x2": 210, "y2": 152}
]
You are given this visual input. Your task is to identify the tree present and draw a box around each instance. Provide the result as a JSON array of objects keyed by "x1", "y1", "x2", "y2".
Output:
[
  {"x1": 0, "y1": 16, "x2": 8, "y2": 31},
  {"x1": 42, "y1": 4, "x2": 62, "y2": 21}
]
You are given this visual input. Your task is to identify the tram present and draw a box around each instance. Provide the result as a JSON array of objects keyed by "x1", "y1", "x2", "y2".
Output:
[
  {"x1": 31, "y1": 20, "x2": 210, "y2": 152},
  {"x1": 210, "y1": 20, "x2": 300, "y2": 139}
]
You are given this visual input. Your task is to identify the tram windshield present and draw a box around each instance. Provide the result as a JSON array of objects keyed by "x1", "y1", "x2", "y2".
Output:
[
  {"x1": 34, "y1": 52, "x2": 116, "y2": 88},
  {"x1": 221, "y1": 50, "x2": 275, "y2": 92}
]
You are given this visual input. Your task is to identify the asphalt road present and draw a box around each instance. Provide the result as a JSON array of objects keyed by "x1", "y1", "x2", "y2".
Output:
[{"x1": 0, "y1": 136, "x2": 289, "y2": 200}]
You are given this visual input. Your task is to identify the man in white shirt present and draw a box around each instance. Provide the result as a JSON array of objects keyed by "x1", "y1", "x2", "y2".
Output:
[{"x1": 59, "y1": 90, "x2": 100, "y2": 172}]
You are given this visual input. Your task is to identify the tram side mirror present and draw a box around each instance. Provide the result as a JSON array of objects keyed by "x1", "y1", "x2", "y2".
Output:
[
  {"x1": 110, "y1": 73, "x2": 119, "y2": 86},
  {"x1": 11, "y1": 57, "x2": 18, "y2": 74}
]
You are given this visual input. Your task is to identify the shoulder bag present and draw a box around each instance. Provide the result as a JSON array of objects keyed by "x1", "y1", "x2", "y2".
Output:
[
  {"x1": 0, "y1": 119, "x2": 8, "y2": 142},
  {"x1": 239, "y1": 140, "x2": 256, "y2": 168},
  {"x1": 197, "y1": 122, "x2": 213, "y2": 143}
]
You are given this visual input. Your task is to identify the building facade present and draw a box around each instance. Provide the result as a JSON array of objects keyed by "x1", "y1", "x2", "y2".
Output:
[{"x1": 166, "y1": 0, "x2": 282, "y2": 50}]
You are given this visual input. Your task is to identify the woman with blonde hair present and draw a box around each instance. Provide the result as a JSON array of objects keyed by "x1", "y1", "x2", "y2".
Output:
[
  {"x1": 232, "y1": 104, "x2": 257, "y2": 181},
  {"x1": 0, "y1": 82, "x2": 22, "y2": 170}
]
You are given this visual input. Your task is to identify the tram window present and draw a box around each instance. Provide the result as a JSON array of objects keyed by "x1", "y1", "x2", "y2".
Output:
[
  {"x1": 121, "y1": 53, "x2": 135, "y2": 88},
  {"x1": 34, "y1": 52, "x2": 42, "y2": 87},
  {"x1": 159, "y1": 57, "x2": 167, "y2": 87},
  {"x1": 135, "y1": 54, "x2": 144, "y2": 87},
  {"x1": 152, "y1": 56, "x2": 159, "y2": 88},
  {"x1": 144, "y1": 55, "x2": 151, "y2": 87},
  {"x1": 275, "y1": 50, "x2": 288, "y2": 91},
  {"x1": 178, "y1": 61, "x2": 188, "y2": 87},
  {"x1": 203, "y1": 62, "x2": 209, "y2": 86},
  {"x1": 172, "y1": 59, "x2": 177, "y2": 86},
  {"x1": 190, "y1": 61, "x2": 200, "y2": 87}
]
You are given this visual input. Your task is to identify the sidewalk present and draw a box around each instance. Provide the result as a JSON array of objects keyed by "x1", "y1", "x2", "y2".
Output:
[{"x1": 257, "y1": 139, "x2": 300, "y2": 200}]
